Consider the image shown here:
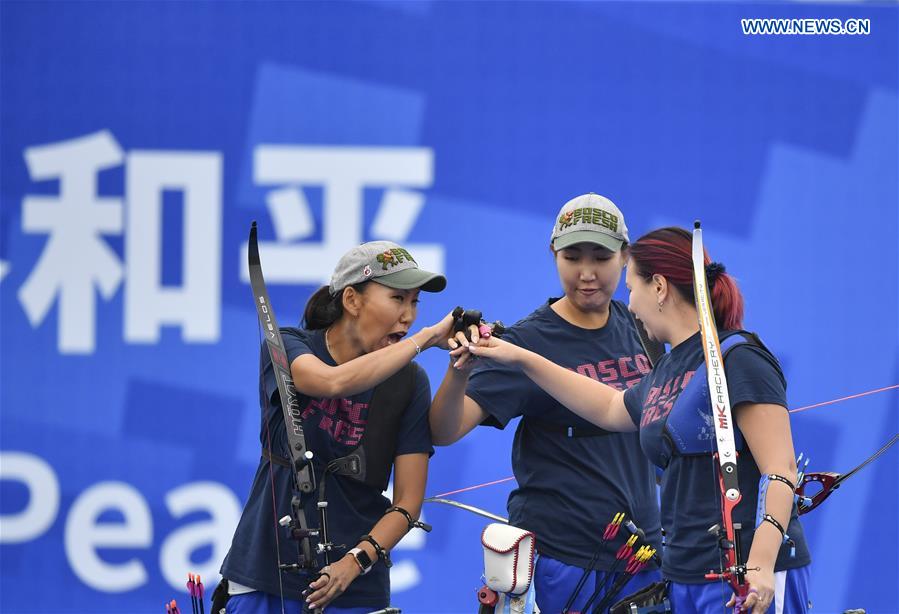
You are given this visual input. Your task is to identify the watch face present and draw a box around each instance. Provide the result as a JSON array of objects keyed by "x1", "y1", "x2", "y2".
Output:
[{"x1": 355, "y1": 549, "x2": 373, "y2": 570}]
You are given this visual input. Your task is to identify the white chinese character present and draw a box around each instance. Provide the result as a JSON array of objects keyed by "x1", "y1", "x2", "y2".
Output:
[
  {"x1": 241, "y1": 146, "x2": 444, "y2": 285},
  {"x1": 124, "y1": 151, "x2": 223, "y2": 344},
  {"x1": 18, "y1": 131, "x2": 124, "y2": 354},
  {"x1": 17, "y1": 131, "x2": 224, "y2": 353}
]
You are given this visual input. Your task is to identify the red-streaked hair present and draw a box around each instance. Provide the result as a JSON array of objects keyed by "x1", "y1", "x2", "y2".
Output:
[{"x1": 629, "y1": 227, "x2": 744, "y2": 330}]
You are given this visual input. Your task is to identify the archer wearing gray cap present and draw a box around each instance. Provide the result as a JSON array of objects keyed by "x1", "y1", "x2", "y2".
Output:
[
  {"x1": 329, "y1": 240, "x2": 446, "y2": 296},
  {"x1": 222, "y1": 240, "x2": 456, "y2": 612},
  {"x1": 551, "y1": 193, "x2": 630, "y2": 252},
  {"x1": 430, "y1": 192, "x2": 663, "y2": 614}
]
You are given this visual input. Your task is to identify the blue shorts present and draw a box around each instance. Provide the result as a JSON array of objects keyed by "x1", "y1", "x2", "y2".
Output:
[
  {"x1": 225, "y1": 591, "x2": 375, "y2": 614},
  {"x1": 533, "y1": 553, "x2": 662, "y2": 613},
  {"x1": 668, "y1": 565, "x2": 811, "y2": 614}
]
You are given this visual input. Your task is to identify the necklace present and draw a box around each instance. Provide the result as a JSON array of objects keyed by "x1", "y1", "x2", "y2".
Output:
[{"x1": 325, "y1": 327, "x2": 335, "y2": 359}]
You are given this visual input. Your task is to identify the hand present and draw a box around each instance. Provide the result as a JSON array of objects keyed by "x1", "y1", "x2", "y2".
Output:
[
  {"x1": 448, "y1": 341, "x2": 478, "y2": 373},
  {"x1": 304, "y1": 556, "x2": 361, "y2": 610},
  {"x1": 446, "y1": 318, "x2": 484, "y2": 371},
  {"x1": 728, "y1": 566, "x2": 775, "y2": 613},
  {"x1": 467, "y1": 336, "x2": 525, "y2": 368},
  {"x1": 427, "y1": 309, "x2": 489, "y2": 351},
  {"x1": 422, "y1": 311, "x2": 459, "y2": 350}
]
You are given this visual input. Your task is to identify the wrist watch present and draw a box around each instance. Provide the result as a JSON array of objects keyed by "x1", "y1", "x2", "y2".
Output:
[{"x1": 349, "y1": 547, "x2": 374, "y2": 575}]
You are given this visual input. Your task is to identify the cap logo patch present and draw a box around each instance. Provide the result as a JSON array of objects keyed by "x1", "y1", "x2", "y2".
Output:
[
  {"x1": 362, "y1": 264, "x2": 372, "y2": 278},
  {"x1": 376, "y1": 248, "x2": 416, "y2": 270},
  {"x1": 558, "y1": 207, "x2": 619, "y2": 233}
]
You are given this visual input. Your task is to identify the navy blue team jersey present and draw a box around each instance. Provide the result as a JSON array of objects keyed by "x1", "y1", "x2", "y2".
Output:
[
  {"x1": 467, "y1": 300, "x2": 662, "y2": 570},
  {"x1": 220, "y1": 328, "x2": 434, "y2": 608},
  {"x1": 623, "y1": 331, "x2": 811, "y2": 584}
]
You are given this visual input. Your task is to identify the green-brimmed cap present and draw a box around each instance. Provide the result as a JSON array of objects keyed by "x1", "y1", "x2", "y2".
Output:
[
  {"x1": 329, "y1": 241, "x2": 447, "y2": 295},
  {"x1": 551, "y1": 193, "x2": 629, "y2": 251}
]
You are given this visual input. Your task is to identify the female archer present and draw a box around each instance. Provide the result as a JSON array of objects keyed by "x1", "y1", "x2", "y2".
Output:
[
  {"x1": 431, "y1": 194, "x2": 662, "y2": 613},
  {"x1": 465, "y1": 226, "x2": 812, "y2": 613},
  {"x1": 220, "y1": 240, "x2": 454, "y2": 613}
]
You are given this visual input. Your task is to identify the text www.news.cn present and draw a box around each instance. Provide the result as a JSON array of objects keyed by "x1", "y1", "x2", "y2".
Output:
[{"x1": 741, "y1": 18, "x2": 870, "y2": 36}]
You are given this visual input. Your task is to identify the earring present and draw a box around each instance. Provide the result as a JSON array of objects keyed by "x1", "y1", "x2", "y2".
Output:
[{"x1": 657, "y1": 301, "x2": 664, "y2": 312}]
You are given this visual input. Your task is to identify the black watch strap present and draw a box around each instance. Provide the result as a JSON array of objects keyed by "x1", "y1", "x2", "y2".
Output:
[{"x1": 359, "y1": 534, "x2": 392, "y2": 568}]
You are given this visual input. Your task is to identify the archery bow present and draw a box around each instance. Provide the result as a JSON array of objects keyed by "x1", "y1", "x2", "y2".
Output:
[
  {"x1": 692, "y1": 221, "x2": 751, "y2": 611},
  {"x1": 248, "y1": 222, "x2": 328, "y2": 612}
]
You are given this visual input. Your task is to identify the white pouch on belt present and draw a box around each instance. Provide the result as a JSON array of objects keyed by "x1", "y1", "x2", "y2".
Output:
[{"x1": 481, "y1": 523, "x2": 536, "y2": 595}]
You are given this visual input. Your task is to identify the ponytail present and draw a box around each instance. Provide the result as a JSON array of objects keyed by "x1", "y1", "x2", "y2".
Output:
[
  {"x1": 629, "y1": 227, "x2": 744, "y2": 330},
  {"x1": 707, "y1": 266, "x2": 743, "y2": 331}
]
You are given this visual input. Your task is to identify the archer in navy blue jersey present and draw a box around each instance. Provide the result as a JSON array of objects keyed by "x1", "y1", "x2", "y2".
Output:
[
  {"x1": 622, "y1": 332, "x2": 810, "y2": 586},
  {"x1": 221, "y1": 327, "x2": 434, "y2": 609},
  {"x1": 220, "y1": 241, "x2": 455, "y2": 614},
  {"x1": 468, "y1": 227, "x2": 811, "y2": 614},
  {"x1": 431, "y1": 194, "x2": 662, "y2": 614},
  {"x1": 467, "y1": 300, "x2": 661, "y2": 571}
]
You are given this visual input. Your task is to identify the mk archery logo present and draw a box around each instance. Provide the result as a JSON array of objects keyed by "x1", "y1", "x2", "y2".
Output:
[{"x1": 707, "y1": 342, "x2": 730, "y2": 430}]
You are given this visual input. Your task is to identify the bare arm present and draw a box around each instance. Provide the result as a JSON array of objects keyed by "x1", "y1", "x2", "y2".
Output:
[
  {"x1": 291, "y1": 313, "x2": 454, "y2": 398},
  {"x1": 429, "y1": 361, "x2": 489, "y2": 445},
  {"x1": 372, "y1": 452, "x2": 429, "y2": 551},
  {"x1": 733, "y1": 402, "x2": 799, "y2": 613},
  {"x1": 737, "y1": 402, "x2": 798, "y2": 565},
  {"x1": 468, "y1": 337, "x2": 636, "y2": 432}
]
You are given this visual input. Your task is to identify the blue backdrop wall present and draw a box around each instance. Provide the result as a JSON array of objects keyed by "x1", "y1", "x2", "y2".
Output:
[{"x1": 1, "y1": 2, "x2": 897, "y2": 613}]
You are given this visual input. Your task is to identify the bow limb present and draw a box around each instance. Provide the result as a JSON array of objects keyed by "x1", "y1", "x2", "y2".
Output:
[
  {"x1": 796, "y1": 433, "x2": 898, "y2": 515},
  {"x1": 248, "y1": 222, "x2": 324, "y2": 613}
]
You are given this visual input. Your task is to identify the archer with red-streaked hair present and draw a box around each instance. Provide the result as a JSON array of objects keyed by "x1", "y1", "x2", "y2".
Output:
[{"x1": 467, "y1": 226, "x2": 812, "y2": 614}]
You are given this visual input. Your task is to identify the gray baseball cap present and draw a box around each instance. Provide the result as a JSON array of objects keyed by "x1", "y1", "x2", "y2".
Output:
[
  {"x1": 329, "y1": 241, "x2": 447, "y2": 295},
  {"x1": 551, "y1": 193, "x2": 629, "y2": 252}
]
